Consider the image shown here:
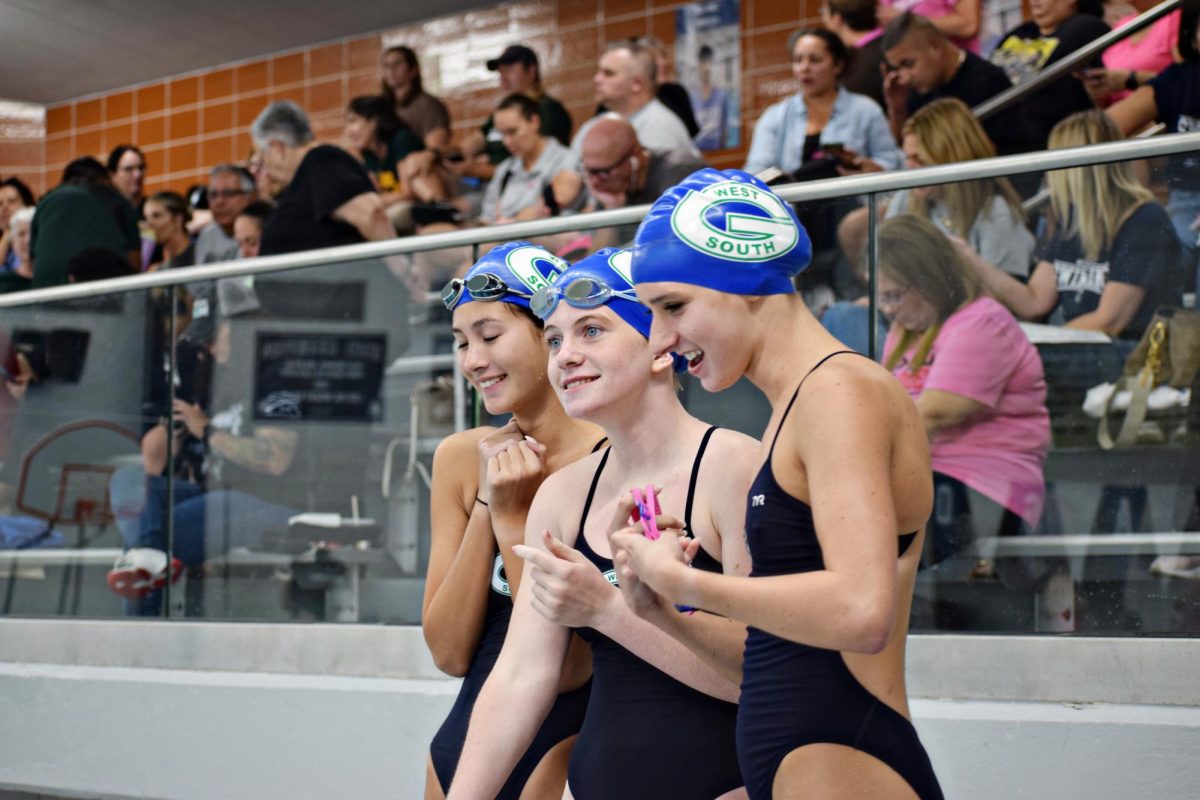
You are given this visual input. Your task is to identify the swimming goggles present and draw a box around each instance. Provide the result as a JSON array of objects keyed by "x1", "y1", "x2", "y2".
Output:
[
  {"x1": 441, "y1": 272, "x2": 533, "y2": 310},
  {"x1": 531, "y1": 277, "x2": 641, "y2": 321}
]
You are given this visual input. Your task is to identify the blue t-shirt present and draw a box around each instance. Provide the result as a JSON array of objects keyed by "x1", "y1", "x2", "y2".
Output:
[
  {"x1": 1150, "y1": 61, "x2": 1200, "y2": 191},
  {"x1": 1040, "y1": 202, "x2": 1183, "y2": 339}
]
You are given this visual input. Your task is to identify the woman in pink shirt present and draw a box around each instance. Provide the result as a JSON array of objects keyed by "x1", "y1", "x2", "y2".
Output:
[
  {"x1": 878, "y1": 0, "x2": 982, "y2": 53},
  {"x1": 1079, "y1": 0, "x2": 1181, "y2": 106},
  {"x1": 877, "y1": 215, "x2": 1050, "y2": 574}
]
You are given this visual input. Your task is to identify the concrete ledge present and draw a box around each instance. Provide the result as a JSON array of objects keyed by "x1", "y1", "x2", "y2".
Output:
[
  {"x1": 1, "y1": 663, "x2": 1197, "y2": 800},
  {"x1": 5, "y1": 620, "x2": 1200, "y2": 705}
]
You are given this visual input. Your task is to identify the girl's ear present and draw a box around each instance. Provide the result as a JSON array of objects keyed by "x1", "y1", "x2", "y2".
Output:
[{"x1": 650, "y1": 350, "x2": 676, "y2": 375}]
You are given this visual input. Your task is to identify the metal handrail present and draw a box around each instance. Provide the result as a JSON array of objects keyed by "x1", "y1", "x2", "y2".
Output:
[
  {"x1": 5, "y1": 129, "x2": 1200, "y2": 309},
  {"x1": 973, "y1": 0, "x2": 1181, "y2": 120}
]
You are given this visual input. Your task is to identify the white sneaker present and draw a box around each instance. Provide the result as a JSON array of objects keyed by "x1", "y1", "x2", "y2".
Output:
[{"x1": 107, "y1": 548, "x2": 183, "y2": 599}]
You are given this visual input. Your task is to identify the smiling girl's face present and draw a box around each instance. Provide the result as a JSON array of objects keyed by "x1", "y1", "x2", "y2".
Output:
[{"x1": 452, "y1": 301, "x2": 548, "y2": 416}]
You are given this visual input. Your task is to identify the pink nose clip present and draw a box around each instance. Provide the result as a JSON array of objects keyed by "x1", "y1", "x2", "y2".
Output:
[{"x1": 631, "y1": 486, "x2": 661, "y2": 540}]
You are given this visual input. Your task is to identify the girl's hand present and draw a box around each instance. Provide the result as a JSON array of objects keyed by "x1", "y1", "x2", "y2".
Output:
[
  {"x1": 609, "y1": 526, "x2": 698, "y2": 610},
  {"x1": 476, "y1": 420, "x2": 524, "y2": 503},
  {"x1": 513, "y1": 531, "x2": 622, "y2": 628},
  {"x1": 487, "y1": 436, "x2": 547, "y2": 519}
]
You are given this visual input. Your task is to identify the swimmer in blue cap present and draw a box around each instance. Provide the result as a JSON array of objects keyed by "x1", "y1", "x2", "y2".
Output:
[
  {"x1": 614, "y1": 170, "x2": 945, "y2": 799},
  {"x1": 448, "y1": 248, "x2": 759, "y2": 799},
  {"x1": 425, "y1": 241, "x2": 600, "y2": 800}
]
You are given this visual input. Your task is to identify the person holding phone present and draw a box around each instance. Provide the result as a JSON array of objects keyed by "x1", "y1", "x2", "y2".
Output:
[
  {"x1": 744, "y1": 28, "x2": 901, "y2": 178},
  {"x1": 479, "y1": 94, "x2": 575, "y2": 224},
  {"x1": 447, "y1": 248, "x2": 759, "y2": 799}
]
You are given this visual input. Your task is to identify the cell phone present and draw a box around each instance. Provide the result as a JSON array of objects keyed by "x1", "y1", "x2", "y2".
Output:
[
  {"x1": 442, "y1": 152, "x2": 465, "y2": 164},
  {"x1": 822, "y1": 142, "x2": 845, "y2": 158},
  {"x1": 542, "y1": 184, "x2": 561, "y2": 217}
]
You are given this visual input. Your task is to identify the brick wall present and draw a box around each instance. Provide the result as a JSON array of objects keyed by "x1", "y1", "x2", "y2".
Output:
[{"x1": 15, "y1": 0, "x2": 820, "y2": 197}]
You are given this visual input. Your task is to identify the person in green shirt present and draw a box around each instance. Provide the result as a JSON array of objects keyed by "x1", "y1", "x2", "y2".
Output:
[{"x1": 29, "y1": 157, "x2": 139, "y2": 289}]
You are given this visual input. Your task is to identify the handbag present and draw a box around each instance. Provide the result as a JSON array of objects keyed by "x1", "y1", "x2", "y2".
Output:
[{"x1": 1099, "y1": 307, "x2": 1200, "y2": 448}]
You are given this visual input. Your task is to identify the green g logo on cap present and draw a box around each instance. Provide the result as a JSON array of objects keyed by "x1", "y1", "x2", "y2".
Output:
[
  {"x1": 669, "y1": 180, "x2": 800, "y2": 263},
  {"x1": 506, "y1": 245, "x2": 566, "y2": 293},
  {"x1": 607, "y1": 249, "x2": 634, "y2": 284}
]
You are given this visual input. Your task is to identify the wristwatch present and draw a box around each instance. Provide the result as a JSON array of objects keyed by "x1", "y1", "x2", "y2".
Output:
[{"x1": 1125, "y1": 71, "x2": 1140, "y2": 91}]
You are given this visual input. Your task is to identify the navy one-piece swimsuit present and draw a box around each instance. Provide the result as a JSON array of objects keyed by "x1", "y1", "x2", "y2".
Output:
[
  {"x1": 428, "y1": 440, "x2": 606, "y2": 798},
  {"x1": 569, "y1": 427, "x2": 744, "y2": 799},
  {"x1": 736, "y1": 351, "x2": 943, "y2": 800}
]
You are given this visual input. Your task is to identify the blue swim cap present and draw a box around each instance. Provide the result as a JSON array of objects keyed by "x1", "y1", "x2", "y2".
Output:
[
  {"x1": 631, "y1": 168, "x2": 811, "y2": 295},
  {"x1": 447, "y1": 241, "x2": 569, "y2": 311},
  {"x1": 548, "y1": 248, "x2": 651, "y2": 338},
  {"x1": 541, "y1": 248, "x2": 688, "y2": 373}
]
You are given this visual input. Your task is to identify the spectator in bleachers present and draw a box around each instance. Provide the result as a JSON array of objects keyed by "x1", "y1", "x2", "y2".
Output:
[
  {"x1": 480, "y1": 94, "x2": 575, "y2": 224},
  {"x1": 481, "y1": 45, "x2": 573, "y2": 162},
  {"x1": 563, "y1": 116, "x2": 706, "y2": 250},
  {"x1": 877, "y1": 214, "x2": 1049, "y2": 571},
  {"x1": 878, "y1": 0, "x2": 982, "y2": 53},
  {"x1": 143, "y1": 190, "x2": 195, "y2": 270},
  {"x1": 964, "y1": 110, "x2": 1184, "y2": 341},
  {"x1": 689, "y1": 44, "x2": 729, "y2": 150},
  {"x1": 380, "y1": 45, "x2": 451, "y2": 151},
  {"x1": 821, "y1": 0, "x2": 886, "y2": 107},
  {"x1": 889, "y1": 98, "x2": 1033, "y2": 274},
  {"x1": 881, "y1": 12, "x2": 1036, "y2": 158},
  {"x1": 234, "y1": 200, "x2": 272, "y2": 260},
  {"x1": 629, "y1": 36, "x2": 700, "y2": 137},
  {"x1": 572, "y1": 41, "x2": 700, "y2": 161},
  {"x1": 345, "y1": 94, "x2": 424, "y2": 195},
  {"x1": 827, "y1": 97, "x2": 1034, "y2": 351},
  {"x1": 990, "y1": 0, "x2": 1109, "y2": 148},
  {"x1": 744, "y1": 28, "x2": 902, "y2": 176},
  {"x1": 30, "y1": 157, "x2": 139, "y2": 288},
  {"x1": 252, "y1": 101, "x2": 394, "y2": 256},
  {"x1": 1079, "y1": 0, "x2": 1181, "y2": 107},
  {"x1": 0, "y1": 207, "x2": 34, "y2": 294},
  {"x1": 194, "y1": 165, "x2": 257, "y2": 264},
  {"x1": 0, "y1": 178, "x2": 34, "y2": 274},
  {"x1": 106, "y1": 144, "x2": 147, "y2": 212},
  {"x1": 1108, "y1": 0, "x2": 1200, "y2": 266}
]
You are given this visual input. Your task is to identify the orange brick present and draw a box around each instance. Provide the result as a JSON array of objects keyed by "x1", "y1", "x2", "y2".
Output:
[
  {"x1": 605, "y1": 0, "x2": 648, "y2": 19},
  {"x1": 203, "y1": 68, "x2": 235, "y2": 101},
  {"x1": 203, "y1": 101, "x2": 235, "y2": 134},
  {"x1": 309, "y1": 78, "x2": 345, "y2": 115},
  {"x1": 201, "y1": 134, "x2": 234, "y2": 169},
  {"x1": 167, "y1": 142, "x2": 199, "y2": 174},
  {"x1": 45, "y1": 136, "x2": 71, "y2": 168},
  {"x1": 103, "y1": 122, "x2": 135, "y2": 153},
  {"x1": 170, "y1": 75, "x2": 200, "y2": 107},
  {"x1": 236, "y1": 99, "x2": 268, "y2": 129},
  {"x1": 347, "y1": 72, "x2": 377, "y2": 99},
  {"x1": 137, "y1": 114, "x2": 167, "y2": 146},
  {"x1": 603, "y1": 16, "x2": 647, "y2": 45},
  {"x1": 268, "y1": 85, "x2": 305, "y2": 107},
  {"x1": 237, "y1": 60, "x2": 270, "y2": 94},
  {"x1": 75, "y1": 129, "x2": 103, "y2": 160},
  {"x1": 347, "y1": 36, "x2": 382, "y2": 72},
  {"x1": 309, "y1": 43, "x2": 346, "y2": 79},
  {"x1": 46, "y1": 105, "x2": 72, "y2": 136},
  {"x1": 169, "y1": 108, "x2": 200, "y2": 140},
  {"x1": 137, "y1": 83, "x2": 167, "y2": 115},
  {"x1": 107, "y1": 91, "x2": 134, "y2": 122},
  {"x1": 272, "y1": 52, "x2": 306, "y2": 86},
  {"x1": 76, "y1": 98, "x2": 102, "y2": 129}
]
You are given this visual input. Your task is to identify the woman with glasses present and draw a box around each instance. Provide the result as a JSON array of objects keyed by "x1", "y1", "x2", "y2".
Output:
[
  {"x1": 613, "y1": 168, "x2": 943, "y2": 799},
  {"x1": 425, "y1": 242, "x2": 599, "y2": 800},
  {"x1": 448, "y1": 248, "x2": 757, "y2": 799},
  {"x1": 877, "y1": 215, "x2": 1048, "y2": 580}
]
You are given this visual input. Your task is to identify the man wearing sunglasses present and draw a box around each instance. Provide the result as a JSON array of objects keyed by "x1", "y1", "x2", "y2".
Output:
[
  {"x1": 194, "y1": 164, "x2": 258, "y2": 264},
  {"x1": 568, "y1": 116, "x2": 706, "y2": 251}
]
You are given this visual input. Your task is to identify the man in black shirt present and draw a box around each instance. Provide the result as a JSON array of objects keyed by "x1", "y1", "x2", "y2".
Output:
[
  {"x1": 252, "y1": 100, "x2": 394, "y2": 256},
  {"x1": 881, "y1": 12, "x2": 1037, "y2": 158}
]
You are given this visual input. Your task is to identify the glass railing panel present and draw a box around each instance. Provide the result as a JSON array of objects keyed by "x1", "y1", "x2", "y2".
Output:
[
  {"x1": 868, "y1": 152, "x2": 1200, "y2": 634},
  {"x1": 0, "y1": 285, "x2": 158, "y2": 619}
]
